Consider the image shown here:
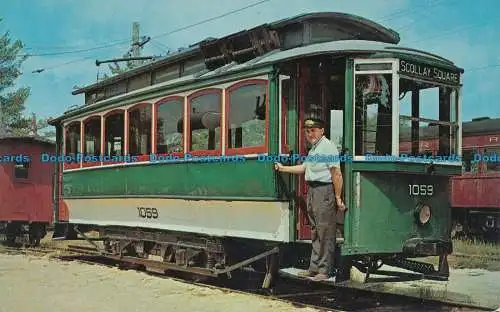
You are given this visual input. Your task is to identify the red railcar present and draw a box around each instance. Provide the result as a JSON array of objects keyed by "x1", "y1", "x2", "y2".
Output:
[
  {"x1": 0, "y1": 135, "x2": 55, "y2": 246},
  {"x1": 451, "y1": 117, "x2": 500, "y2": 241},
  {"x1": 399, "y1": 117, "x2": 500, "y2": 242}
]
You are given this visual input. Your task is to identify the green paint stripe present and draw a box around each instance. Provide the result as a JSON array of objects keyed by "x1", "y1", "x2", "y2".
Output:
[{"x1": 351, "y1": 162, "x2": 462, "y2": 175}]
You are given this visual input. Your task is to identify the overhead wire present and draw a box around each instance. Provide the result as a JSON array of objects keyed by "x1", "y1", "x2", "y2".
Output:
[
  {"x1": 408, "y1": 17, "x2": 499, "y2": 44},
  {"x1": 10, "y1": 0, "x2": 272, "y2": 59},
  {"x1": 394, "y1": 0, "x2": 458, "y2": 32},
  {"x1": 18, "y1": 0, "x2": 434, "y2": 59},
  {"x1": 149, "y1": 39, "x2": 170, "y2": 54},
  {"x1": 149, "y1": 0, "x2": 272, "y2": 40},
  {"x1": 16, "y1": 0, "x2": 499, "y2": 74},
  {"x1": 465, "y1": 63, "x2": 500, "y2": 72},
  {"x1": 376, "y1": 0, "x2": 448, "y2": 23},
  {"x1": 17, "y1": 0, "x2": 274, "y2": 73},
  {"x1": 21, "y1": 0, "x2": 430, "y2": 72},
  {"x1": 32, "y1": 55, "x2": 97, "y2": 73},
  {"x1": 23, "y1": 39, "x2": 131, "y2": 51}
]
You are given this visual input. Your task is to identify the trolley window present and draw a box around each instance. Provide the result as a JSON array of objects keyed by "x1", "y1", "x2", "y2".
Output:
[
  {"x1": 354, "y1": 73, "x2": 393, "y2": 156},
  {"x1": 187, "y1": 89, "x2": 222, "y2": 155},
  {"x1": 128, "y1": 104, "x2": 152, "y2": 158},
  {"x1": 104, "y1": 111, "x2": 125, "y2": 157},
  {"x1": 83, "y1": 117, "x2": 101, "y2": 158},
  {"x1": 226, "y1": 80, "x2": 267, "y2": 155},
  {"x1": 64, "y1": 121, "x2": 81, "y2": 165},
  {"x1": 156, "y1": 97, "x2": 184, "y2": 154},
  {"x1": 399, "y1": 79, "x2": 459, "y2": 157}
]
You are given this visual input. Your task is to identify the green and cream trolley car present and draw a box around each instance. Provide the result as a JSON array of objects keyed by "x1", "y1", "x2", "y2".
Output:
[{"x1": 49, "y1": 12, "x2": 464, "y2": 285}]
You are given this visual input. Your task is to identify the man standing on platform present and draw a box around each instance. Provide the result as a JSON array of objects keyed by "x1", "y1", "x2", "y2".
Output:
[{"x1": 274, "y1": 118, "x2": 345, "y2": 281}]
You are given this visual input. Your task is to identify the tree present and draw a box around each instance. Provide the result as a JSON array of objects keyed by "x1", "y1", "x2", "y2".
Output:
[
  {"x1": 105, "y1": 58, "x2": 135, "y2": 77},
  {"x1": 0, "y1": 18, "x2": 30, "y2": 134},
  {"x1": 0, "y1": 19, "x2": 54, "y2": 140}
]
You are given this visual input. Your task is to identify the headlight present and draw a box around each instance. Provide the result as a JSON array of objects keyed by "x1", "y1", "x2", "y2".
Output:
[{"x1": 415, "y1": 204, "x2": 431, "y2": 225}]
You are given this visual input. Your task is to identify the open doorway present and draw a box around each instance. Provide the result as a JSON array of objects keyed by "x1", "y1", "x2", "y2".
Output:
[{"x1": 295, "y1": 56, "x2": 346, "y2": 240}]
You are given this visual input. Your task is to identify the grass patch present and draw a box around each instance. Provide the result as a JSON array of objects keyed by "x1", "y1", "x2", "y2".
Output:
[
  {"x1": 452, "y1": 238, "x2": 500, "y2": 257},
  {"x1": 450, "y1": 238, "x2": 500, "y2": 271},
  {"x1": 417, "y1": 238, "x2": 500, "y2": 271}
]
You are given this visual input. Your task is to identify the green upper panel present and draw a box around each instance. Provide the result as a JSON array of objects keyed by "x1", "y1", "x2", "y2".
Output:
[{"x1": 62, "y1": 159, "x2": 278, "y2": 199}]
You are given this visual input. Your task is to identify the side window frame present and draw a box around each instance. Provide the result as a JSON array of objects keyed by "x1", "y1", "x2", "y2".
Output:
[
  {"x1": 127, "y1": 102, "x2": 153, "y2": 162},
  {"x1": 63, "y1": 120, "x2": 82, "y2": 170},
  {"x1": 186, "y1": 88, "x2": 223, "y2": 157},
  {"x1": 82, "y1": 115, "x2": 102, "y2": 168},
  {"x1": 154, "y1": 96, "x2": 185, "y2": 157},
  {"x1": 103, "y1": 109, "x2": 126, "y2": 165},
  {"x1": 225, "y1": 79, "x2": 268, "y2": 156}
]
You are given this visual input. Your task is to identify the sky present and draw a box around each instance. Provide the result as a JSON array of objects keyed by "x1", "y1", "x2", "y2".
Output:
[{"x1": 2, "y1": 0, "x2": 500, "y2": 133}]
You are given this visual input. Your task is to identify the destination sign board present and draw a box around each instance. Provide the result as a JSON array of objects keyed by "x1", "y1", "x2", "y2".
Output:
[{"x1": 399, "y1": 59, "x2": 461, "y2": 86}]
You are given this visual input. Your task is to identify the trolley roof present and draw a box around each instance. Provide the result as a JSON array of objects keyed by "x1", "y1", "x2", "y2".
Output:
[
  {"x1": 71, "y1": 12, "x2": 401, "y2": 96},
  {"x1": 49, "y1": 12, "x2": 464, "y2": 125}
]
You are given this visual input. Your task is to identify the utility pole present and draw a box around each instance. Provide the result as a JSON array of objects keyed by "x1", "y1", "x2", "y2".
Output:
[
  {"x1": 131, "y1": 22, "x2": 140, "y2": 67},
  {"x1": 96, "y1": 22, "x2": 152, "y2": 76}
]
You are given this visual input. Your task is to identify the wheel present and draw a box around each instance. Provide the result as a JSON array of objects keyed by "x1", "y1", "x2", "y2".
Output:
[{"x1": 28, "y1": 223, "x2": 44, "y2": 247}]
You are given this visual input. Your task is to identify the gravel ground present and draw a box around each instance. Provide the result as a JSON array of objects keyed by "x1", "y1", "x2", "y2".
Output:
[{"x1": 0, "y1": 253, "x2": 319, "y2": 312}]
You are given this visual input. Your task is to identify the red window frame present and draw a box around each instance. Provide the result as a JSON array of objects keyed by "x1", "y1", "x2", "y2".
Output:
[
  {"x1": 186, "y1": 88, "x2": 223, "y2": 157},
  {"x1": 102, "y1": 109, "x2": 125, "y2": 166},
  {"x1": 82, "y1": 115, "x2": 102, "y2": 168},
  {"x1": 127, "y1": 102, "x2": 153, "y2": 162},
  {"x1": 63, "y1": 120, "x2": 81, "y2": 170},
  {"x1": 153, "y1": 96, "x2": 185, "y2": 159},
  {"x1": 224, "y1": 79, "x2": 268, "y2": 156}
]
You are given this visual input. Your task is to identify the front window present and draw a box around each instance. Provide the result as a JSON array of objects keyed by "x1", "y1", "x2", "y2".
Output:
[
  {"x1": 354, "y1": 73, "x2": 393, "y2": 156},
  {"x1": 398, "y1": 79, "x2": 459, "y2": 158}
]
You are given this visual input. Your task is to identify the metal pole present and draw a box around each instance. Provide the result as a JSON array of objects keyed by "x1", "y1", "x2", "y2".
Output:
[
  {"x1": 132, "y1": 22, "x2": 140, "y2": 67},
  {"x1": 95, "y1": 56, "x2": 155, "y2": 66}
]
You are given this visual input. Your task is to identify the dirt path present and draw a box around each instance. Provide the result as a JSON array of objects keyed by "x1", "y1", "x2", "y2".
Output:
[{"x1": 0, "y1": 253, "x2": 319, "y2": 312}]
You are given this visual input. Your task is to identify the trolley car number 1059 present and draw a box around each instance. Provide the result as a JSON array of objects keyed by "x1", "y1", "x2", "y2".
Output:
[
  {"x1": 137, "y1": 207, "x2": 159, "y2": 219},
  {"x1": 408, "y1": 184, "x2": 433, "y2": 196}
]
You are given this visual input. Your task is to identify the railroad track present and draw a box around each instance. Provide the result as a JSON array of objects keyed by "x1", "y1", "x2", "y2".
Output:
[
  {"x1": 0, "y1": 244, "x2": 73, "y2": 256},
  {"x1": 0, "y1": 243, "x2": 495, "y2": 312}
]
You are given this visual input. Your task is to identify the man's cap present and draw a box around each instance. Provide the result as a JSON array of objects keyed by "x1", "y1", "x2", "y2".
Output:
[{"x1": 304, "y1": 118, "x2": 325, "y2": 129}]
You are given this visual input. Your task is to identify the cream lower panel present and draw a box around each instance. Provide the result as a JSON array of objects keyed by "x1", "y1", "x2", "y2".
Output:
[{"x1": 65, "y1": 198, "x2": 292, "y2": 242}]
